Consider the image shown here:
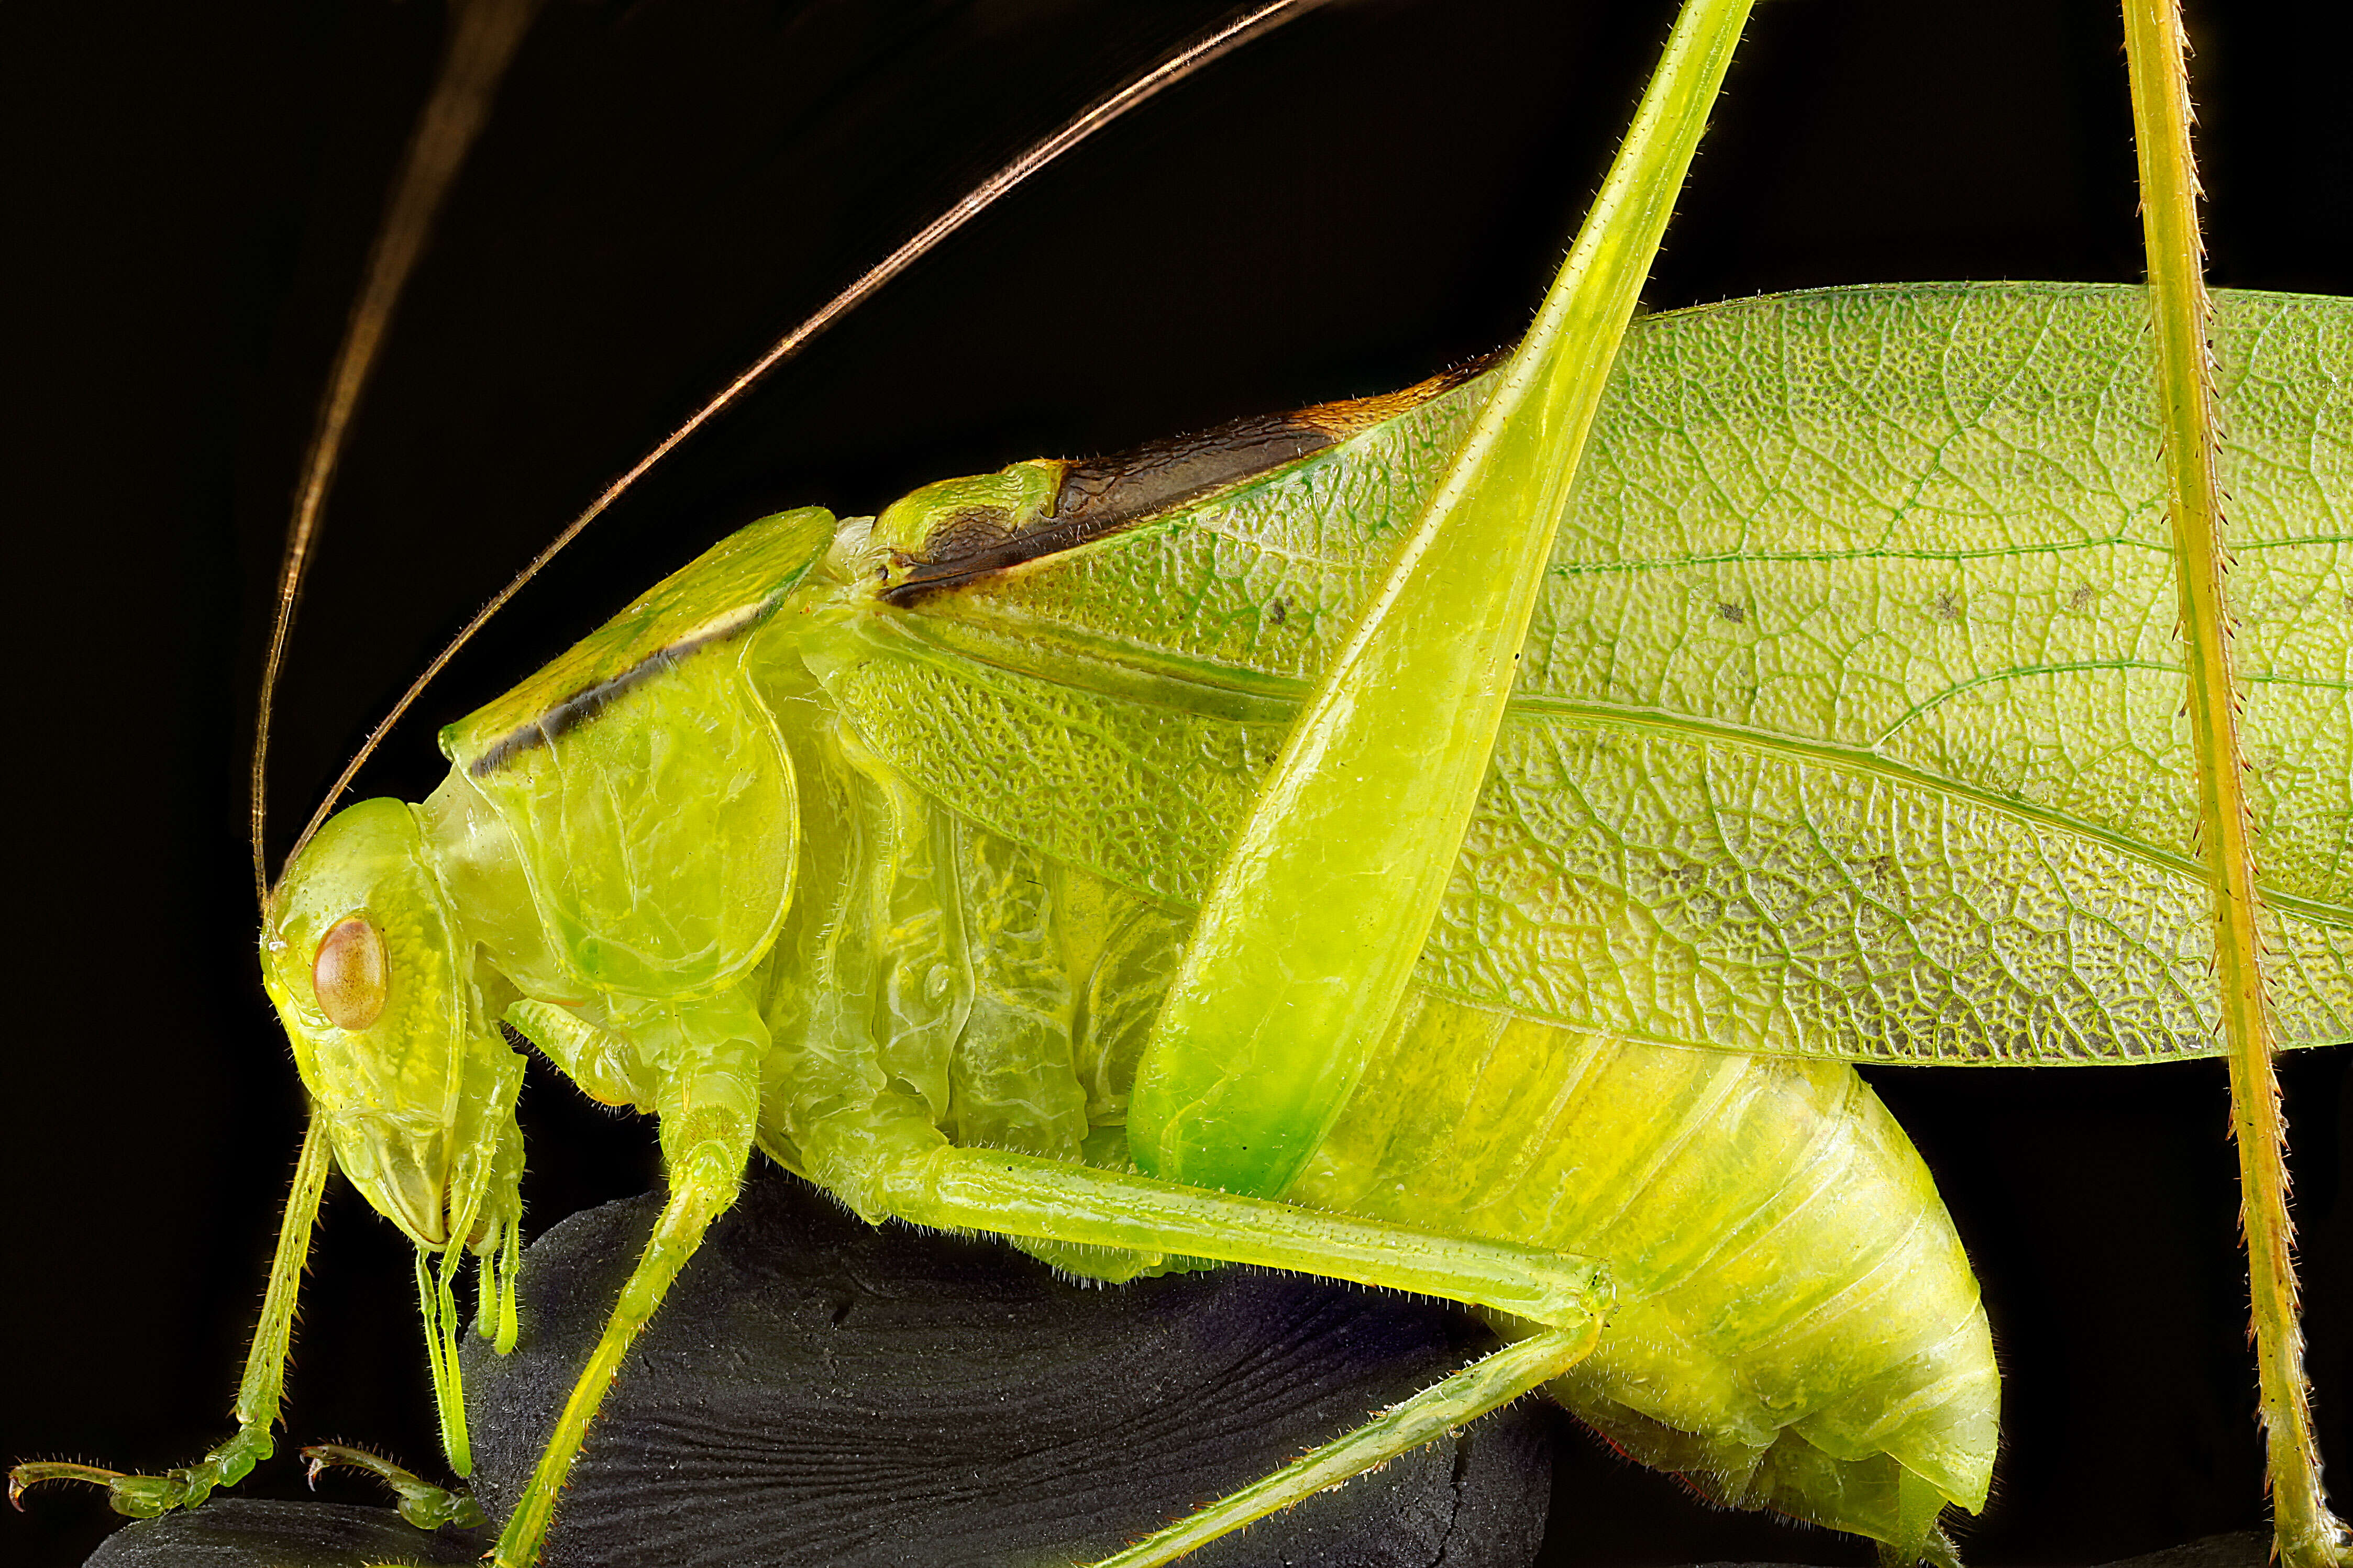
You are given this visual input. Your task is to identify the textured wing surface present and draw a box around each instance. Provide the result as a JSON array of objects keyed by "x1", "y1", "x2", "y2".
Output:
[{"x1": 832, "y1": 285, "x2": 2353, "y2": 1064}]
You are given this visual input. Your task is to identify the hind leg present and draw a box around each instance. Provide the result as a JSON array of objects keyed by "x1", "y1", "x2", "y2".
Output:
[{"x1": 1087, "y1": 1328, "x2": 1594, "y2": 1568}]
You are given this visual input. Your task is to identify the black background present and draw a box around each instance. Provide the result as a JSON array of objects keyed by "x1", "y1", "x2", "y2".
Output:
[{"x1": 7, "y1": 1, "x2": 2353, "y2": 1564}]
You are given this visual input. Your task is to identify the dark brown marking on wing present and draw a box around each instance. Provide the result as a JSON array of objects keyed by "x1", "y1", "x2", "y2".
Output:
[
  {"x1": 879, "y1": 352, "x2": 1506, "y2": 606},
  {"x1": 1289, "y1": 349, "x2": 1505, "y2": 441},
  {"x1": 467, "y1": 604, "x2": 769, "y2": 777},
  {"x1": 878, "y1": 413, "x2": 1331, "y2": 605}
]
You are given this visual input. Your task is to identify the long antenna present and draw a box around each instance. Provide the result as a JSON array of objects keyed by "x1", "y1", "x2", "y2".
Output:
[
  {"x1": 271, "y1": 0, "x2": 1331, "y2": 890},
  {"x1": 251, "y1": 0, "x2": 546, "y2": 907}
]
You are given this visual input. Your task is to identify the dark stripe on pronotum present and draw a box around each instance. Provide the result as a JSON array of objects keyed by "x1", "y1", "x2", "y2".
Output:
[
  {"x1": 878, "y1": 354, "x2": 1504, "y2": 606},
  {"x1": 468, "y1": 602, "x2": 775, "y2": 777}
]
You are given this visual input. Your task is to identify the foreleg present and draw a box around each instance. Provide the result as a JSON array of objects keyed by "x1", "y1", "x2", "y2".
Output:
[
  {"x1": 487, "y1": 991, "x2": 765, "y2": 1568},
  {"x1": 9, "y1": 1116, "x2": 333, "y2": 1519}
]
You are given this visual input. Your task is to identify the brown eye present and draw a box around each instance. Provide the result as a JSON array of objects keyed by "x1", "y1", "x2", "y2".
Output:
[{"x1": 313, "y1": 916, "x2": 389, "y2": 1030}]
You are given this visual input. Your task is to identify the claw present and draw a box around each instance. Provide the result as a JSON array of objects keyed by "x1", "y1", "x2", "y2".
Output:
[
  {"x1": 300, "y1": 1443, "x2": 486, "y2": 1531},
  {"x1": 9, "y1": 1461, "x2": 123, "y2": 1510},
  {"x1": 4, "y1": 1460, "x2": 201, "y2": 1519},
  {"x1": 301, "y1": 1442, "x2": 388, "y2": 1482},
  {"x1": 9, "y1": 1461, "x2": 125, "y2": 1507},
  {"x1": 33, "y1": 1462, "x2": 212, "y2": 1519},
  {"x1": 16, "y1": 1417, "x2": 270, "y2": 1520}
]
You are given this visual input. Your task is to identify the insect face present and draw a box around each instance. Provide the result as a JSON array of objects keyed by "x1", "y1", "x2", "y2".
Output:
[{"x1": 262, "y1": 797, "x2": 524, "y2": 1255}]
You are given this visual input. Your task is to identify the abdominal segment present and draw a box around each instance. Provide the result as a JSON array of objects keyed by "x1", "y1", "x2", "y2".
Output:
[{"x1": 1287, "y1": 993, "x2": 1996, "y2": 1544}]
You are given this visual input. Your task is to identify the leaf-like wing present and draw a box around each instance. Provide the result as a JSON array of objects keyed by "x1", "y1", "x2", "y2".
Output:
[{"x1": 835, "y1": 284, "x2": 2352, "y2": 1065}]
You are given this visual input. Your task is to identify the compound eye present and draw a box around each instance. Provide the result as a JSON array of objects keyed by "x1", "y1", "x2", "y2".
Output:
[{"x1": 313, "y1": 916, "x2": 390, "y2": 1031}]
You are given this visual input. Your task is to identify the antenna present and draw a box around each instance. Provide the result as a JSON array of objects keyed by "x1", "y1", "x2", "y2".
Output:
[
  {"x1": 269, "y1": 0, "x2": 1331, "y2": 889},
  {"x1": 251, "y1": 0, "x2": 546, "y2": 907}
]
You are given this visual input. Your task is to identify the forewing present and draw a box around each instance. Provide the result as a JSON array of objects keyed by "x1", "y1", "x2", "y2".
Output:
[{"x1": 835, "y1": 284, "x2": 2353, "y2": 1065}]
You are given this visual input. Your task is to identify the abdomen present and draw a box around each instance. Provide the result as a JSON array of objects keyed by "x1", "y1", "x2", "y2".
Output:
[{"x1": 1287, "y1": 988, "x2": 1996, "y2": 1543}]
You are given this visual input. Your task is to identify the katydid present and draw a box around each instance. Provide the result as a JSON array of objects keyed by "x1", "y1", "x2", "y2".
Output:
[{"x1": 4, "y1": 3, "x2": 2353, "y2": 1568}]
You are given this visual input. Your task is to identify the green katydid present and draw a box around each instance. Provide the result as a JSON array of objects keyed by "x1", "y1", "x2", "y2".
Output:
[{"x1": 4, "y1": 3, "x2": 2353, "y2": 1568}]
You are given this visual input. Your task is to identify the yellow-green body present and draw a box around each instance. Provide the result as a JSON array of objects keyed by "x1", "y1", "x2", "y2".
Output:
[
  {"x1": 20, "y1": 2, "x2": 2351, "y2": 1560},
  {"x1": 328, "y1": 282, "x2": 2348, "y2": 1545}
]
